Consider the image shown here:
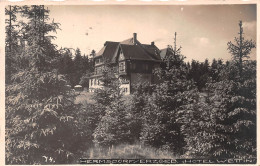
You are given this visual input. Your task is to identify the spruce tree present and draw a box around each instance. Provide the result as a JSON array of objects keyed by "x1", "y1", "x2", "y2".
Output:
[
  {"x1": 5, "y1": 5, "x2": 20, "y2": 84},
  {"x1": 227, "y1": 21, "x2": 255, "y2": 77},
  {"x1": 5, "y1": 6, "x2": 90, "y2": 164},
  {"x1": 140, "y1": 39, "x2": 197, "y2": 155},
  {"x1": 183, "y1": 21, "x2": 256, "y2": 159},
  {"x1": 205, "y1": 60, "x2": 256, "y2": 158},
  {"x1": 72, "y1": 48, "x2": 84, "y2": 86},
  {"x1": 92, "y1": 65, "x2": 133, "y2": 147}
]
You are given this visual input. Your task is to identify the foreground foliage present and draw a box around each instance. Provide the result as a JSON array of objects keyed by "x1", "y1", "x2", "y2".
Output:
[
  {"x1": 5, "y1": 6, "x2": 256, "y2": 163},
  {"x1": 5, "y1": 6, "x2": 90, "y2": 164}
]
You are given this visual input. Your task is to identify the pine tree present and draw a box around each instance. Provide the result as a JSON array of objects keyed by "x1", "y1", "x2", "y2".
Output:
[
  {"x1": 5, "y1": 5, "x2": 20, "y2": 84},
  {"x1": 72, "y1": 48, "x2": 84, "y2": 87},
  {"x1": 92, "y1": 65, "x2": 134, "y2": 147},
  {"x1": 93, "y1": 98, "x2": 133, "y2": 147},
  {"x1": 57, "y1": 48, "x2": 74, "y2": 76},
  {"x1": 79, "y1": 51, "x2": 95, "y2": 88},
  {"x1": 227, "y1": 21, "x2": 255, "y2": 77},
  {"x1": 57, "y1": 48, "x2": 78, "y2": 88},
  {"x1": 206, "y1": 60, "x2": 256, "y2": 158},
  {"x1": 82, "y1": 54, "x2": 89, "y2": 74},
  {"x1": 210, "y1": 58, "x2": 224, "y2": 82},
  {"x1": 183, "y1": 21, "x2": 256, "y2": 159},
  {"x1": 91, "y1": 64, "x2": 121, "y2": 107},
  {"x1": 140, "y1": 39, "x2": 197, "y2": 155},
  {"x1": 79, "y1": 55, "x2": 90, "y2": 87},
  {"x1": 5, "y1": 6, "x2": 90, "y2": 164}
]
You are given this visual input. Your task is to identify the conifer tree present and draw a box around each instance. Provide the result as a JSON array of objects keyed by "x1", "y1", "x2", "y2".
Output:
[
  {"x1": 5, "y1": 5, "x2": 20, "y2": 84},
  {"x1": 183, "y1": 21, "x2": 256, "y2": 159},
  {"x1": 227, "y1": 21, "x2": 255, "y2": 77},
  {"x1": 141, "y1": 37, "x2": 197, "y2": 154},
  {"x1": 5, "y1": 6, "x2": 90, "y2": 164},
  {"x1": 93, "y1": 97, "x2": 133, "y2": 147},
  {"x1": 57, "y1": 48, "x2": 74, "y2": 83},
  {"x1": 209, "y1": 21, "x2": 256, "y2": 158},
  {"x1": 206, "y1": 60, "x2": 256, "y2": 158},
  {"x1": 210, "y1": 58, "x2": 222, "y2": 82},
  {"x1": 92, "y1": 64, "x2": 133, "y2": 147}
]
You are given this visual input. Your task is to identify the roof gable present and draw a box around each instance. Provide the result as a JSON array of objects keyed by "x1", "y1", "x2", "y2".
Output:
[{"x1": 118, "y1": 49, "x2": 125, "y2": 61}]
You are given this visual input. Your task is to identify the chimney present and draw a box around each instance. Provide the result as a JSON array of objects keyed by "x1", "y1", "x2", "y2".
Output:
[
  {"x1": 151, "y1": 41, "x2": 154, "y2": 46},
  {"x1": 133, "y1": 33, "x2": 137, "y2": 44}
]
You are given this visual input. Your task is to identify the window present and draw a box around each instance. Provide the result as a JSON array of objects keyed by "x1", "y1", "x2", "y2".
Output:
[
  {"x1": 96, "y1": 58, "x2": 103, "y2": 64},
  {"x1": 119, "y1": 62, "x2": 125, "y2": 72},
  {"x1": 120, "y1": 78, "x2": 129, "y2": 84},
  {"x1": 122, "y1": 88, "x2": 128, "y2": 93},
  {"x1": 90, "y1": 79, "x2": 93, "y2": 86}
]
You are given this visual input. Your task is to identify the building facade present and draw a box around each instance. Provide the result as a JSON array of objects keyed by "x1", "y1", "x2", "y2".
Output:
[{"x1": 89, "y1": 33, "x2": 162, "y2": 94}]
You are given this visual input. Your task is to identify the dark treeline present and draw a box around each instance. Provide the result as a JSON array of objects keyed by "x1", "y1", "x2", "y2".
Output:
[
  {"x1": 186, "y1": 58, "x2": 225, "y2": 90},
  {"x1": 5, "y1": 5, "x2": 256, "y2": 164},
  {"x1": 57, "y1": 48, "x2": 95, "y2": 88}
]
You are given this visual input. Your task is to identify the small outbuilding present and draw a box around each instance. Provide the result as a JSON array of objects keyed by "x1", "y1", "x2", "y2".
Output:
[{"x1": 74, "y1": 85, "x2": 83, "y2": 91}]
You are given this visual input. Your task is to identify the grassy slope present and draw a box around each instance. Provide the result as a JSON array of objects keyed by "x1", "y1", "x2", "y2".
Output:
[{"x1": 82, "y1": 144, "x2": 177, "y2": 159}]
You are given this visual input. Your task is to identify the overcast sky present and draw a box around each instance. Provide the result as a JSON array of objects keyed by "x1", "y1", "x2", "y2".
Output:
[{"x1": 47, "y1": 5, "x2": 256, "y2": 62}]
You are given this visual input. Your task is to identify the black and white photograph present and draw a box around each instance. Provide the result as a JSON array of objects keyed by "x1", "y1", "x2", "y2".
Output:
[{"x1": 3, "y1": 1, "x2": 258, "y2": 165}]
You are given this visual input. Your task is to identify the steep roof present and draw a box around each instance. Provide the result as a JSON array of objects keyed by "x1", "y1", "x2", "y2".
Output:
[
  {"x1": 160, "y1": 48, "x2": 173, "y2": 60},
  {"x1": 94, "y1": 35, "x2": 162, "y2": 63},
  {"x1": 95, "y1": 41, "x2": 119, "y2": 62},
  {"x1": 160, "y1": 48, "x2": 168, "y2": 59},
  {"x1": 120, "y1": 44, "x2": 156, "y2": 61},
  {"x1": 142, "y1": 44, "x2": 161, "y2": 61},
  {"x1": 95, "y1": 45, "x2": 106, "y2": 57}
]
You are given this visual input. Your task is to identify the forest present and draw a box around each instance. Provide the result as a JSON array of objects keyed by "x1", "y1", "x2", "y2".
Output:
[{"x1": 5, "y1": 5, "x2": 256, "y2": 164}]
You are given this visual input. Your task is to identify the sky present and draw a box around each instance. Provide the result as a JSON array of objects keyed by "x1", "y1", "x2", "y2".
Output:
[{"x1": 47, "y1": 5, "x2": 256, "y2": 62}]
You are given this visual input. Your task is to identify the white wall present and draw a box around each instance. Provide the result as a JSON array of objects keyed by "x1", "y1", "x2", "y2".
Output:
[
  {"x1": 120, "y1": 83, "x2": 130, "y2": 95},
  {"x1": 89, "y1": 78, "x2": 102, "y2": 92},
  {"x1": 89, "y1": 78, "x2": 130, "y2": 95}
]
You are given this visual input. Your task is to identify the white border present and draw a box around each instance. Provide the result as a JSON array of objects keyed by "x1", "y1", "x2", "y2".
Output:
[{"x1": 0, "y1": 1, "x2": 258, "y2": 166}]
